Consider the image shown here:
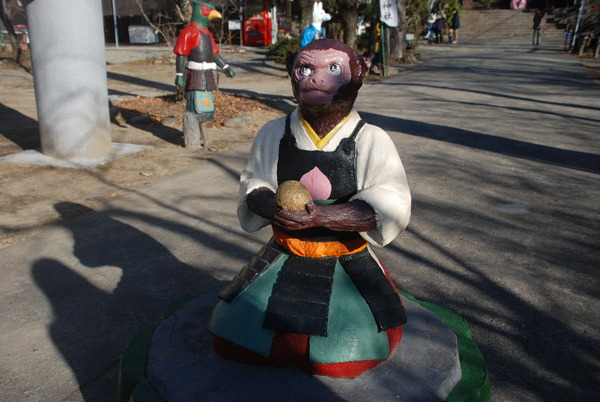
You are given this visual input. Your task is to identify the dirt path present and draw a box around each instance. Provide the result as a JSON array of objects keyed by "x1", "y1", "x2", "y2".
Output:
[{"x1": 0, "y1": 58, "x2": 284, "y2": 249}]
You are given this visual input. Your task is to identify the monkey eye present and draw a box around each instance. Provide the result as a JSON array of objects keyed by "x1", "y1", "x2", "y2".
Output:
[
  {"x1": 299, "y1": 65, "x2": 312, "y2": 77},
  {"x1": 328, "y1": 63, "x2": 341, "y2": 76}
]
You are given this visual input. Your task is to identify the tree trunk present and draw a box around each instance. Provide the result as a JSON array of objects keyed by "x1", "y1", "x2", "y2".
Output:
[
  {"x1": 0, "y1": 1, "x2": 22, "y2": 65},
  {"x1": 341, "y1": 3, "x2": 359, "y2": 47},
  {"x1": 389, "y1": 26, "x2": 400, "y2": 60},
  {"x1": 393, "y1": 0, "x2": 407, "y2": 62},
  {"x1": 174, "y1": 0, "x2": 191, "y2": 24},
  {"x1": 299, "y1": 0, "x2": 313, "y2": 30},
  {"x1": 368, "y1": 0, "x2": 381, "y2": 59}
]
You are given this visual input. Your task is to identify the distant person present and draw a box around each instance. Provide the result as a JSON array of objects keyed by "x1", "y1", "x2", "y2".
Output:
[
  {"x1": 432, "y1": 16, "x2": 445, "y2": 44},
  {"x1": 449, "y1": 9, "x2": 461, "y2": 44},
  {"x1": 425, "y1": 13, "x2": 437, "y2": 41},
  {"x1": 532, "y1": 8, "x2": 546, "y2": 46}
]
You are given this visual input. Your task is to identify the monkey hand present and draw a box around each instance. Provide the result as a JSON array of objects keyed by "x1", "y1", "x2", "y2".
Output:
[
  {"x1": 274, "y1": 201, "x2": 321, "y2": 231},
  {"x1": 246, "y1": 187, "x2": 279, "y2": 221},
  {"x1": 274, "y1": 200, "x2": 377, "y2": 232}
]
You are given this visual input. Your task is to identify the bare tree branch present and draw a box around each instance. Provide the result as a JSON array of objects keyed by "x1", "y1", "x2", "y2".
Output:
[
  {"x1": 132, "y1": 0, "x2": 174, "y2": 47},
  {"x1": 0, "y1": 0, "x2": 22, "y2": 65}
]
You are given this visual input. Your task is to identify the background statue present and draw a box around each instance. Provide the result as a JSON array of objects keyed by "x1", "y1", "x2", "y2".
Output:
[
  {"x1": 209, "y1": 39, "x2": 412, "y2": 378},
  {"x1": 510, "y1": 0, "x2": 527, "y2": 9},
  {"x1": 300, "y1": 2, "x2": 331, "y2": 47},
  {"x1": 174, "y1": 1, "x2": 235, "y2": 151}
]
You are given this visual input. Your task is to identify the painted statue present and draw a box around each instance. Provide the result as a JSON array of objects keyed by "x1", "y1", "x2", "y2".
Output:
[
  {"x1": 300, "y1": 2, "x2": 331, "y2": 47},
  {"x1": 510, "y1": 0, "x2": 527, "y2": 9},
  {"x1": 174, "y1": 1, "x2": 235, "y2": 151},
  {"x1": 209, "y1": 39, "x2": 412, "y2": 378}
]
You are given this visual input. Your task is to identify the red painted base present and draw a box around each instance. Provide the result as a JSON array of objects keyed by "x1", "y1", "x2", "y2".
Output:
[{"x1": 212, "y1": 325, "x2": 403, "y2": 379}]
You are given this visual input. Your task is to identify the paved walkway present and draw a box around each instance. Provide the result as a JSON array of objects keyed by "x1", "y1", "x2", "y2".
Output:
[{"x1": 1, "y1": 36, "x2": 599, "y2": 401}]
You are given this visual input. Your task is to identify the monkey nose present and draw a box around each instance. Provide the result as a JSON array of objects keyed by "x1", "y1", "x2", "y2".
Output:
[{"x1": 311, "y1": 72, "x2": 327, "y2": 85}]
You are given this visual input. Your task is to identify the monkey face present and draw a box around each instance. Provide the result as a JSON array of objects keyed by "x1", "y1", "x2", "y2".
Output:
[{"x1": 291, "y1": 49, "x2": 352, "y2": 106}]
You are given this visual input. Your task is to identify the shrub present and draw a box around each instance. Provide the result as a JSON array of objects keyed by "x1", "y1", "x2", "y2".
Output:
[
  {"x1": 479, "y1": 0, "x2": 499, "y2": 9},
  {"x1": 266, "y1": 36, "x2": 301, "y2": 64}
]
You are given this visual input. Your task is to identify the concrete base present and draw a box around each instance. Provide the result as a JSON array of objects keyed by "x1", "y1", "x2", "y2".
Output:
[
  {"x1": 0, "y1": 142, "x2": 150, "y2": 168},
  {"x1": 144, "y1": 290, "x2": 462, "y2": 401}
]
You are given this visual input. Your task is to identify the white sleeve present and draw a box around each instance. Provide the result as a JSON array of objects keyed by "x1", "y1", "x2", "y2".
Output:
[
  {"x1": 351, "y1": 124, "x2": 411, "y2": 247},
  {"x1": 236, "y1": 118, "x2": 285, "y2": 233}
]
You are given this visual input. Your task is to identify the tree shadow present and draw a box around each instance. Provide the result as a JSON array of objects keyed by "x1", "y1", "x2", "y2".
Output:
[
  {"x1": 371, "y1": 80, "x2": 598, "y2": 110},
  {"x1": 359, "y1": 111, "x2": 600, "y2": 175},
  {"x1": 232, "y1": 57, "x2": 288, "y2": 78},
  {"x1": 106, "y1": 71, "x2": 174, "y2": 94},
  {"x1": 219, "y1": 88, "x2": 296, "y2": 114},
  {"x1": 371, "y1": 137, "x2": 600, "y2": 400},
  {"x1": 383, "y1": 198, "x2": 600, "y2": 401},
  {"x1": 107, "y1": 95, "x2": 185, "y2": 146}
]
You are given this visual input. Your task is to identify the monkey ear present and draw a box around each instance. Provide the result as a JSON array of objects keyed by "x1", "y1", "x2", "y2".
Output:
[
  {"x1": 357, "y1": 56, "x2": 372, "y2": 80},
  {"x1": 286, "y1": 50, "x2": 298, "y2": 76},
  {"x1": 362, "y1": 56, "x2": 372, "y2": 72}
]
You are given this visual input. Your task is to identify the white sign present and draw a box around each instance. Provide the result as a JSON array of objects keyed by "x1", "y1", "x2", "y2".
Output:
[
  {"x1": 228, "y1": 19, "x2": 241, "y2": 31},
  {"x1": 380, "y1": 0, "x2": 398, "y2": 27}
]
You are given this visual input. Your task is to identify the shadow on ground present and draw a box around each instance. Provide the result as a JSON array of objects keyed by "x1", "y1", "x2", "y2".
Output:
[
  {"x1": 360, "y1": 111, "x2": 600, "y2": 175},
  {"x1": 0, "y1": 103, "x2": 40, "y2": 153},
  {"x1": 31, "y1": 202, "x2": 229, "y2": 400}
]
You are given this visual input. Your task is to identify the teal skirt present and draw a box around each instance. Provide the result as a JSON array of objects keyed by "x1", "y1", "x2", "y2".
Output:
[{"x1": 209, "y1": 252, "x2": 393, "y2": 364}]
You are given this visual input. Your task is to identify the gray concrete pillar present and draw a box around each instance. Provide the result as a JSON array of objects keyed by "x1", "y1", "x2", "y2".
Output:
[{"x1": 25, "y1": 0, "x2": 112, "y2": 159}]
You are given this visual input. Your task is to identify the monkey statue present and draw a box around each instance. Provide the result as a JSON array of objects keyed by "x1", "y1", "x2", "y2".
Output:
[
  {"x1": 209, "y1": 39, "x2": 411, "y2": 378},
  {"x1": 300, "y1": 2, "x2": 331, "y2": 47},
  {"x1": 173, "y1": 1, "x2": 235, "y2": 151}
]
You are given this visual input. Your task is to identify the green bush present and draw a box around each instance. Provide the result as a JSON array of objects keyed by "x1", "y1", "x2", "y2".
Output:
[
  {"x1": 266, "y1": 36, "x2": 301, "y2": 64},
  {"x1": 406, "y1": 0, "x2": 430, "y2": 37},
  {"x1": 356, "y1": 32, "x2": 372, "y2": 52},
  {"x1": 479, "y1": 0, "x2": 498, "y2": 8},
  {"x1": 435, "y1": 0, "x2": 461, "y2": 23}
]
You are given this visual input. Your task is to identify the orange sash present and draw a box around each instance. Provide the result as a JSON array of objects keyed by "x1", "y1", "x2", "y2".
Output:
[{"x1": 273, "y1": 229, "x2": 368, "y2": 258}]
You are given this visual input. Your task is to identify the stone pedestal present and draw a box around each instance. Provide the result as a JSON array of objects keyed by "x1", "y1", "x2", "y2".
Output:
[{"x1": 119, "y1": 289, "x2": 491, "y2": 401}]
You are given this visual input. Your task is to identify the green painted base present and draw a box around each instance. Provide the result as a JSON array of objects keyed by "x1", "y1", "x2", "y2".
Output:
[
  {"x1": 398, "y1": 290, "x2": 491, "y2": 402},
  {"x1": 118, "y1": 289, "x2": 490, "y2": 401},
  {"x1": 118, "y1": 322, "x2": 162, "y2": 402}
]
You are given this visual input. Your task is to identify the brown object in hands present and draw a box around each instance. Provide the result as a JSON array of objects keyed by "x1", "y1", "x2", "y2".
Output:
[{"x1": 275, "y1": 181, "x2": 312, "y2": 210}]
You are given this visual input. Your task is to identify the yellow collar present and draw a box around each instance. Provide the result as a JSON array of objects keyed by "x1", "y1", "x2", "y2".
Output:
[{"x1": 301, "y1": 115, "x2": 351, "y2": 150}]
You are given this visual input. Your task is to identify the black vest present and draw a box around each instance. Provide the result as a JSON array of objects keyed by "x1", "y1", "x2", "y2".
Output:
[
  {"x1": 186, "y1": 28, "x2": 217, "y2": 91},
  {"x1": 277, "y1": 114, "x2": 366, "y2": 203},
  {"x1": 188, "y1": 30, "x2": 213, "y2": 63}
]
